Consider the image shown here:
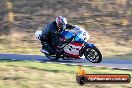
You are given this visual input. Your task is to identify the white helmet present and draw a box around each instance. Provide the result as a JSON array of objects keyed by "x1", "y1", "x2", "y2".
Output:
[
  {"x1": 35, "y1": 31, "x2": 42, "y2": 39},
  {"x1": 55, "y1": 16, "x2": 67, "y2": 30}
]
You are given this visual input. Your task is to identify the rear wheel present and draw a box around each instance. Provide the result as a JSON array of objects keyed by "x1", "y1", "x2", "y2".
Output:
[{"x1": 84, "y1": 46, "x2": 102, "y2": 63}]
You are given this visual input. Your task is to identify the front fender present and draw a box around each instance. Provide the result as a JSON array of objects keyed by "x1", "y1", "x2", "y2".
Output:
[
  {"x1": 79, "y1": 42, "x2": 94, "y2": 56},
  {"x1": 84, "y1": 42, "x2": 95, "y2": 48}
]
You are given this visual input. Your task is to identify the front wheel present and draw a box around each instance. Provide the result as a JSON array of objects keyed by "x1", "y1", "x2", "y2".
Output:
[{"x1": 84, "y1": 46, "x2": 102, "y2": 63}]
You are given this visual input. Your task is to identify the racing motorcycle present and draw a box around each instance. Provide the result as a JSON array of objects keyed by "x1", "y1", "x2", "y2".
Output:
[{"x1": 35, "y1": 26, "x2": 102, "y2": 63}]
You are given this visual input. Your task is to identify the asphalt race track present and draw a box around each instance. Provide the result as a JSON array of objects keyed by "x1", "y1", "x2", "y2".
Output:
[{"x1": 0, "y1": 53, "x2": 132, "y2": 70}]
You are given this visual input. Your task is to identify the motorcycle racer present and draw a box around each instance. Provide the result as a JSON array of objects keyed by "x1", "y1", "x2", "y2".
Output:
[
  {"x1": 35, "y1": 16, "x2": 74, "y2": 55},
  {"x1": 35, "y1": 18, "x2": 102, "y2": 63}
]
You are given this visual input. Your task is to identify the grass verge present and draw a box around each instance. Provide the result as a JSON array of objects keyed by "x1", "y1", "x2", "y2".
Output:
[{"x1": 0, "y1": 60, "x2": 131, "y2": 88}]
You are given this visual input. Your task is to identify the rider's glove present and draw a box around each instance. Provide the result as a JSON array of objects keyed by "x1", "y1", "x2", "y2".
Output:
[
  {"x1": 39, "y1": 35, "x2": 46, "y2": 41},
  {"x1": 66, "y1": 24, "x2": 75, "y2": 29},
  {"x1": 59, "y1": 37, "x2": 67, "y2": 43}
]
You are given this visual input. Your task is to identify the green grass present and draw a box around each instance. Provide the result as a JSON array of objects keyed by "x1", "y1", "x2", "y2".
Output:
[
  {"x1": 0, "y1": 34, "x2": 132, "y2": 59},
  {"x1": 0, "y1": 43, "x2": 132, "y2": 60},
  {"x1": 103, "y1": 52, "x2": 132, "y2": 60},
  {"x1": 0, "y1": 44, "x2": 41, "y2": 55},
  {"x1": 0, "y1": 60, "x2": 132, "y2": 88},
  {"x1": 0, "y1": 60, "x2": 132, "y2": 74},
  {"x1": 0, "y1": 60, "x2": 78, "y2": 73},
  {"x1": 104, "y1": 55, "x2": 132, "y2": 60},
  {"x1": 0, "y1": 47, "x2": 41, "y2": 55}
]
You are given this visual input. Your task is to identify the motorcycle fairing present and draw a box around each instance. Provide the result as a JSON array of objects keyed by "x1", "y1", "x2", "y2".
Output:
[
  {"x1": 63, "y1": 42, "x2": 83, "y2": 58},
  {"x1": 60, "y1": 31, "x2": 85, "y2": 58}
]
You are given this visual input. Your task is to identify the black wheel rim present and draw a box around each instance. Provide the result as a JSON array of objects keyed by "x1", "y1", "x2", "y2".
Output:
[{"x1": 85, "y1": 48, "x2": 99, "y2": 62}]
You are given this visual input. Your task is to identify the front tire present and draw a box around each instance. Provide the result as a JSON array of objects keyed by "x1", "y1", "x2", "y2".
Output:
[{"x1": 84, "y1": 46, "x2": 102, "y2": 63}]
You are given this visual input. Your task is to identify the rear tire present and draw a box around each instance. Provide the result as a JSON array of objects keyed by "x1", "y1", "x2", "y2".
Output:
[{"x1": 84, "y1": 46, "x2": 102, "y2": 63}]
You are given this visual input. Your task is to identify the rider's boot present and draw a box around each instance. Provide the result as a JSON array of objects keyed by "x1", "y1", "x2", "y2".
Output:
[{"x1": 40, "y1": 48, "x2": 49, "y2": 54}]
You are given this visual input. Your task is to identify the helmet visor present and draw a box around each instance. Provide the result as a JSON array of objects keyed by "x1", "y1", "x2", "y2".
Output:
[{"x1": 58, "y1": 23, "x2": 66, "y2": 30}]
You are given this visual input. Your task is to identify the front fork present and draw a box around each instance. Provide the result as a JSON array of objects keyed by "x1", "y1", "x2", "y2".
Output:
[{"x1": 79, "y1": 42, "x2": 95, "y2": 56}]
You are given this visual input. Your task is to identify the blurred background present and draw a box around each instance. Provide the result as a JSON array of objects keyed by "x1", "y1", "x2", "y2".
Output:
[{"x1": 0, "y1": 0, "x2": 132, "y2": 59}]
